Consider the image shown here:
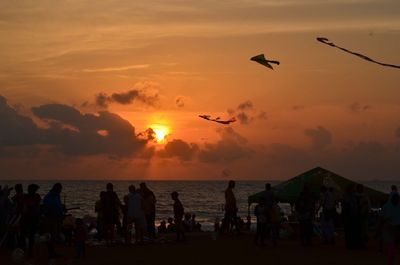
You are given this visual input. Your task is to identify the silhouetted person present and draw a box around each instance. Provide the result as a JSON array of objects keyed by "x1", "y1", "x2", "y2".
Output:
[
  {"x1": 342, "y1": 184, "x2": 358, "y2": 249},
  {"x1": 0, "y1": 186, "x2": 12, "y2": 240},
  {"x1": 140, "y1": 182, "x2": 156, "y2": 240},
  {"x1": 166, "y1": 217, "x2": 176, "y2": 233},
  {"x1": 158, "y1": 221, "x2": 167, "y2": 234},
  {"x1": 127, "y1": 185, "x2": 146, "y2": 244},
  {"x1": 254, "y1": 200, "x2": 267, "y2": 246},
  {"x1": 171, "y1": 191, "x2": 185, "y2": 241},
  {"x1": 223, "y1": 180, "x2": 239, "y2": 234},
  {"x1": 320, "y1": 186, "x2": 336, "y2": 244},
  {"x1": 43, "y1": 183, "x2": 64, "y2": 259},
  {"x1": 121, "y1": 195, "x2": 130, "y2": 243},
  {"x1": 264, "y1": 183, "x2": 275, "y2": 237},
  {"x1": 270, "y1": 202, "x2": 281, "y2": 247},
  {"x1": 11, "y1": 184, "x2": 24, "y2": 216},
  {"x1": 191, "y1": 214, "x2": 202, "y2": 232},
  {"x1": 356, "y1": 184, "x2": 370, "y2": 248},
  {"x1": 11, "y1": 184, "x2": 25, "y2": 249},
  {"x1": 102, "y1": 183, "x2": 121, "y2": 245},
  {"x1": 74, "y1": 218, "x2": 87, "y2": 259},
  {"x1": 21, "y1": 184, "x2": 41, "y2": 257},
  {"x1": 390, "y1": 185, "x2": 399, "y2": 200},
  {"x1": 295, "y1": 184, "x2": 316, "y2": 246},
  {"x1": 95, "y1": 191, "x2": 106, "y2": 241},
  {"x1": 382, "y1": 193, "x2": 400, "y2": 265}
]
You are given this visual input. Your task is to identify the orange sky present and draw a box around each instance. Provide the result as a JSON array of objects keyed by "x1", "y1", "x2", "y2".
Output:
[{"x1": 0, "y1": 0, "x2": 400, "y2": 180}]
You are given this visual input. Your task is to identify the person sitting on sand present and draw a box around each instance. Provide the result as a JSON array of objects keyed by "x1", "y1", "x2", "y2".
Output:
[
  {"x1": 184, "y1": 213, "x2": 192, "y2": 232},
  {"x1": 74, "y1": 218, "x2": 87, "y2": 259},
  {"x1": 191, "y1": 214, "x2": 202, "y2": 232},
  {"x1": 166, "y1": 217, "x2": 176, "y2": 233},
  {"x1": 158, "y1": 221, "x2": 167, "y2": 234},
  {"x1": 171, "y1": 191, "x2": 185, "y2": 241}
]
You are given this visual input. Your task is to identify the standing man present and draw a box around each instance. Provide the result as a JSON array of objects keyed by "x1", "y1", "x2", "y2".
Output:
[
  {"x1": 140, "y1": 182, "x2": 156, "y2": 240},
  {"x1": 43, "y1": 183, "x2": 64, "y2": 259},
  {"x1": 224, "y1": 180, "x2": 239, "y2": 234},
  {"x1": 171, "y1": 191, "x2": 185, "y2": 242}
]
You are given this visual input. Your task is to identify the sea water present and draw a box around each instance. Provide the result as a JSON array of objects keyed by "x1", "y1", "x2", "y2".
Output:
[{"x1": 0, "y1": 180, "x2": 397, "y2": 231}]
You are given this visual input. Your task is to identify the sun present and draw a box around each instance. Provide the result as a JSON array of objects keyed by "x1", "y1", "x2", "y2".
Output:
[{"x1": 150, "y1": 124, "x2": 170, "y2": 143}]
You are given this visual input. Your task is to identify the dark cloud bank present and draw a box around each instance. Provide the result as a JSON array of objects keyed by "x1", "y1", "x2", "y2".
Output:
[
  {"x1": 0, "y1": 95, "x2": 150, "y2": 158},
  {"x1": 1, "y1": 95, "x2": 400, "y2": 180}
]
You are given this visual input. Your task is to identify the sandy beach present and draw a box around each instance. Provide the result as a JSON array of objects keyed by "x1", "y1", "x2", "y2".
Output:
[{"x1": 0, "y1": 232, "x2": 387, "y2": 265}]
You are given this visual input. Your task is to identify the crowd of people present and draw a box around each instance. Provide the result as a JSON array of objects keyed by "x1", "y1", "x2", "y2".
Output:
[{"x1": 0, "y1": 181, "x2": 400, "y2": 265}]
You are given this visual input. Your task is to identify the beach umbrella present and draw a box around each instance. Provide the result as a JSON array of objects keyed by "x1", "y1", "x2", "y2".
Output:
[{"x1": 248, "y1": 167, "x2": 388, "y2": 207}]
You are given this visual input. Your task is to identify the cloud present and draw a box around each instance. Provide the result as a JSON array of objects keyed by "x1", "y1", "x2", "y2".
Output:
[
  {"x1": 0, "y1": 95, "x2": 42, "y2": 146},
  {"x1": 31, "y1": 104, "x2": 150, "y2": 157},
  {"x1": 0, "y1": 95, "x2": 152, "y2": 158},
  {"x1": 175, "y1": 95, "x2": 190, "y2": 108},
  {"x1": 95, "y1": 82, "x2": 159, "y2": 108},
  {"x1": 348, "y1": 102, "x2": 372, "y2": 113},
  {"x1": 304, "y1": 126, "x2": 333, "y2": 150},
  {"x1": 82, "y1": 64, "x2": 150, "y2": 73},
  {"x1": 198, "y1": 127, "x2": 253, "y2": 163},
  {"x1": 348, "y1": 141, "x2": 384, "y2": 155},
  {"x1": 237, "y1": 100, "x2": 253, "y2": 111},
  {"x1": 292, "y1": 105, "x2": 305, "y2": 111},
  {"x1": 395, "y1": 127, "x2": 400, "y2": 139},
  {"x1": 158, "y1": 139, "x2": 199, "y2": 161},
  {"x1": 228, "y1": 100, "x2": 267, "y2": 125},
  {"x1": 96, "y1": 89, "x2": 159, "y2": 108}
]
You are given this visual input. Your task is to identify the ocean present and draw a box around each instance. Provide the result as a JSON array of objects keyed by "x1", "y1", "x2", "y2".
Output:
[{"x1": 0, "y1": 180, "x2": 397, "y2": 231}]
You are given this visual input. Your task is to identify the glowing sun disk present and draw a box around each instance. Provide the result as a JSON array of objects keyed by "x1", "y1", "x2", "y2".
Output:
[{"x1": 150, "y1": 124, "x2": 169, "y2": 143}]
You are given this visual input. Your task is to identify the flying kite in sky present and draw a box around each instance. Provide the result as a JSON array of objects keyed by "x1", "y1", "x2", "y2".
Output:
[
  {"x1": 317, "y1": 37, "x2": 400, "y2": 69},
  {"x1": 199, "y1": 115, "x2": 236, "y2": 125},
  {"x1": 250, "y1": 54, "x2": 280, "y2": 70}
]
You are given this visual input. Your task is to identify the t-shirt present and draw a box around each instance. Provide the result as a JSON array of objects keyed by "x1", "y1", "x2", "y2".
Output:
[
  {"x1": 254, "y1": 204, "x2": 267, "y2": 223},
  {"x1": 128, "y1": 192, "x2": 145, "y2": 219}
]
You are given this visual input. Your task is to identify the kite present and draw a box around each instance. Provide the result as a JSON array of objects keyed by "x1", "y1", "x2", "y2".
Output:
[
  {"x1": 199, "y1": 115, "x2": 236, "y2": 125},
  {"x1": 250, "y1": 54, "x2": 280, "y2": 70},
  {"x1": 317, "y1": 37, "x2": 400, "y2": 69}
]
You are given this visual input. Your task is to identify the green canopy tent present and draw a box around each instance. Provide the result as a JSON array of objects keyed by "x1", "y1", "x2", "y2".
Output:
[{"x1": 248, "y1": 167, "x2": 388, "y2": 207}]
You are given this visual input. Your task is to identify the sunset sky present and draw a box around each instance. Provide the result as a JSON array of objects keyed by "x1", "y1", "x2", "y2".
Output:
[{"x1": 1, "y1": 0, "x2": 399, "y2": 180}]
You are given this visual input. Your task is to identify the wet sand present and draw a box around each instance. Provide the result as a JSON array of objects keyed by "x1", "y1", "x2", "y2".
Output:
[{"x1": 0, "y1": 232, "x2": 387, "y2": 265}]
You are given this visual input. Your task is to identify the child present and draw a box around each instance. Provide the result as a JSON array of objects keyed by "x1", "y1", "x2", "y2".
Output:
[
  {"x1": 171, "y1": 191, "x2": 185, "y2": 241},
  {"x1": 74, "y1": 218, "x2": 87, "y2": 258},
  {"x1": 254, "y1": 200, "x2": 267, "y2": 246}
]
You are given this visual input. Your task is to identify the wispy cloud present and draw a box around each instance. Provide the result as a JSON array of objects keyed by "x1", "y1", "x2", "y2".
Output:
[{"x1": 82, "y1": 64, "x2": 150, "y2": 73}]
